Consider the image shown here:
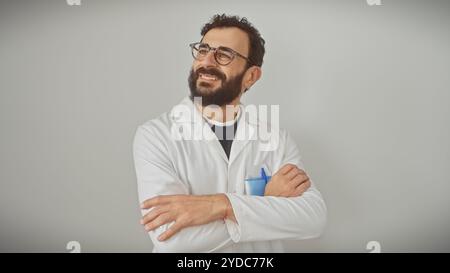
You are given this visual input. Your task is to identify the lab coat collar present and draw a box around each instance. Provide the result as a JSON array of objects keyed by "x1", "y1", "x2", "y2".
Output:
[{"x1": 169, "y1": 96, "x2": 260, "y2": 165}]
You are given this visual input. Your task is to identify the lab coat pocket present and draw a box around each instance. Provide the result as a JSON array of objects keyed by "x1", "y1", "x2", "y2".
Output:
[{"x1": 244, "y1": 163, "x2": 272, "y2": 196}]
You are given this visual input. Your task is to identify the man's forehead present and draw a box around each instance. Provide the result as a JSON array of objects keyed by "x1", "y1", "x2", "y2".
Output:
[{"x1": 201, "y1": 27, "x2": 249, "y2": 56}]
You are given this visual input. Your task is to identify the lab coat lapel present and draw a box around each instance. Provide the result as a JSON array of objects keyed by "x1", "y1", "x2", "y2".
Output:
[
  {"x1": 200, "y1": 122, "x2": 229, "y2": 164},
  {"x1": 228, "y1": 105, "x2": 258, "y2": 165},
  {"x1": 174, "y1": 97, "x2": 229, "y2": 163}
]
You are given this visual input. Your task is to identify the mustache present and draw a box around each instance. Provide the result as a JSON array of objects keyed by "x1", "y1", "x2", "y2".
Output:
[{"x1": 194, "y1": 67, "x2": 226, "y2": 81}]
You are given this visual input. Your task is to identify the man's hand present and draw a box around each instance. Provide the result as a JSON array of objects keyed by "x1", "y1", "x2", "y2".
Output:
[
  {"x1": 140, "y1": 194, "x2": 235, "y2": 241},
  {"x1": 264, "y1": 164, "x2": 311, "y2": 197}
]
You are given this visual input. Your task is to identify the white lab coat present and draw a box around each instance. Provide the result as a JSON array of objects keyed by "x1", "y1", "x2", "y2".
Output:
[{"x1": 133, "y1": 96, "x2": 327, "y2": 252}]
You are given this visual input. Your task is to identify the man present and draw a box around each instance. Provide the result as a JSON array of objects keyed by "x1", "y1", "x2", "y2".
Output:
[{"x1": 133, "y1": 14, "x2": 327, "y2": 252}]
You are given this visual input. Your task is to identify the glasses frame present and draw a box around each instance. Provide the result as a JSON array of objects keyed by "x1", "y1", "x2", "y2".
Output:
[{"x1": 189, "y1": 42, "x2": 252, "y2": 66}]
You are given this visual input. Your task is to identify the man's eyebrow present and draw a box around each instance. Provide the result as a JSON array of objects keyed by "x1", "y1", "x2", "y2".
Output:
[
  {"x1": 208, "y1": 43, "x2": 237, "y2": 50},
  {"x1": 197, "y1": 40, "x2": 241, "y2": 53},
  {"x1": 218, "y1": 46, "x2": 234, "y2": 52}
]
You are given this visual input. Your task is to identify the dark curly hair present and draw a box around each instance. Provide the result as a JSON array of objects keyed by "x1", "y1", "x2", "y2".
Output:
[{"x1": 200, "y1": 14, "x2": 265, "y2": 68}]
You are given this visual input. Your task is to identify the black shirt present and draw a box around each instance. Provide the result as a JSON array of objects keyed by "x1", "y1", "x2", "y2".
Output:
[{"x1": 209, "y1": 121, "x2": 239, "y2": 159}]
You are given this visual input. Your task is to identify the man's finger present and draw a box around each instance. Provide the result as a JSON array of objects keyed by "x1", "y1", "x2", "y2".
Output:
[
  {"x1": 141, "y1": 196, "x2": 165, "y2": 209},
  {"x1": 145, "y1": 212, "x2": 174, "y2": 232},
  {"x1": 141, "y1": 206, "x2": 168, "y2": 225},
  {"x1": 292, "y1": 179, "x2": 311, "y2": 197},
  {"x1": 158, "y1": 222, "x2": 184, "y2": 241},
  {"x1": 279, "y1": 164, "x2": 296, "y2": 175},
  {"x1": 141, "y1": 194, "x2": 186, "y2": 209},
  {"x1": 286, "y1": 168, "x2": 303, "y2": 180},
  {"x1": 290, "y1": 173, "x2": 309, "y2": 187}
]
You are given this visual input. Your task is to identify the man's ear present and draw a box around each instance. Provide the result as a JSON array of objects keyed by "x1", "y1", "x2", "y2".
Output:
[{"x1": 243, "y1": 66, "x2": 262, "y2": 92}]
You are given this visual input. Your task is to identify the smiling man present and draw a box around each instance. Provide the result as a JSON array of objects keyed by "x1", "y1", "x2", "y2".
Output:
[{"x1": 133, "y1": 14, "x2": 327, "y2": 252}]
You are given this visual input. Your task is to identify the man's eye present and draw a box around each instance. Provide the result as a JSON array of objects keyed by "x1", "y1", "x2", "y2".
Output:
[
  {"x1": 217, "y1": 52, "x2": 232, "y2": 60},
  {"x1": 198, "y1": 48, "x2": 209, "y2": 55}
]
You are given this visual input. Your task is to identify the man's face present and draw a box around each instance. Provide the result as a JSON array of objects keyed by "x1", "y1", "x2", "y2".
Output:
[{"x1": 188, "y1": 27, "x2": 250, "y2": 106}]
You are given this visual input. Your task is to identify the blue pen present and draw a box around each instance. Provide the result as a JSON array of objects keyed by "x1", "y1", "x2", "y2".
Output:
[{"x1": 261, "y1": 167, "x2": 268, "y2": 185}]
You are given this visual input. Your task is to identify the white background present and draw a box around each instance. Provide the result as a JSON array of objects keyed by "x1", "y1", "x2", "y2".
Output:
[{"x1": 0, "y1": 0, "x2": 449, "y2": 252}]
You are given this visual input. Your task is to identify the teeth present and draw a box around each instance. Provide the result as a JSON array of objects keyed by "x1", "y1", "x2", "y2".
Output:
[{"x1": 199, "y1": 73, "x2": 218, "y2": 80}]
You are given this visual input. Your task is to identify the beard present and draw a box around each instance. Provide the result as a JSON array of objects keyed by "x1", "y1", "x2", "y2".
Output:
[{"x1": 188, "y1": 66, "x2": 246, "y2": 107}]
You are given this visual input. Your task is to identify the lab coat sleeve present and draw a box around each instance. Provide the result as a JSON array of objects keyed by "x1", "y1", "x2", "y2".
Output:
[
  {"x1": 224, "y1": 131, "x2": 327, "y2": 243},
  {"x1": 133, "y1": 124, "x2": 234, "y2": 252}
]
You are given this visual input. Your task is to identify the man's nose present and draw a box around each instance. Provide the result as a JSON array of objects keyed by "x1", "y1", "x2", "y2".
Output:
[{"x1": 199, "y1": 51, "x2": 218, "y2": 67}]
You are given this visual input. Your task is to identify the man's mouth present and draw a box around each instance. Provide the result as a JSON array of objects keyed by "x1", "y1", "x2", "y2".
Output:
[{"x1": 198, "y1": 73, "x2": 220, "y2": 82}]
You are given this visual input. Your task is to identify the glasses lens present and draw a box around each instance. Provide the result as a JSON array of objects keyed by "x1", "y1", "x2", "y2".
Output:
[
  {"x1": 190, "y1": 43, "x2": 235, "y2": 65},
  {"x1": 197, "y1": 44, "x2": 210, "y2": 55},
  {"x1": 215, "y1": 48, "x2": 234, "y2": 65},
  {"x1": 192, "y1": 43, "x2": 209, "y2": 59}
]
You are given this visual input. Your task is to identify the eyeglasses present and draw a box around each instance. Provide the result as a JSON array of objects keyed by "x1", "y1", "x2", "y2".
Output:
[{"x1": 189, "y1": 42, "x2": 252, "y2": 66}]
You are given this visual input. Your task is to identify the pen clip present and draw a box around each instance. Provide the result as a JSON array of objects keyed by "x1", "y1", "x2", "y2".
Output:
[{"x1": 261, "y1": 167, "x2": 268, "y2": 184}]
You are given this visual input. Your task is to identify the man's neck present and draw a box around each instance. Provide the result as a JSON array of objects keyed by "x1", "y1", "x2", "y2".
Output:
[{"x1": 195, "y1": 97, "x2": 241, "y2": 124}]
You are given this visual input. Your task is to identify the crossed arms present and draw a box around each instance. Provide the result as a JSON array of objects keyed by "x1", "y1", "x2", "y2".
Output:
[
  {"x1": 140, "y1": 164, "x2": 312, "y2": 241},
  {"x1": 133, "y1": 125, "x2": 327, "y2": 252}
]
